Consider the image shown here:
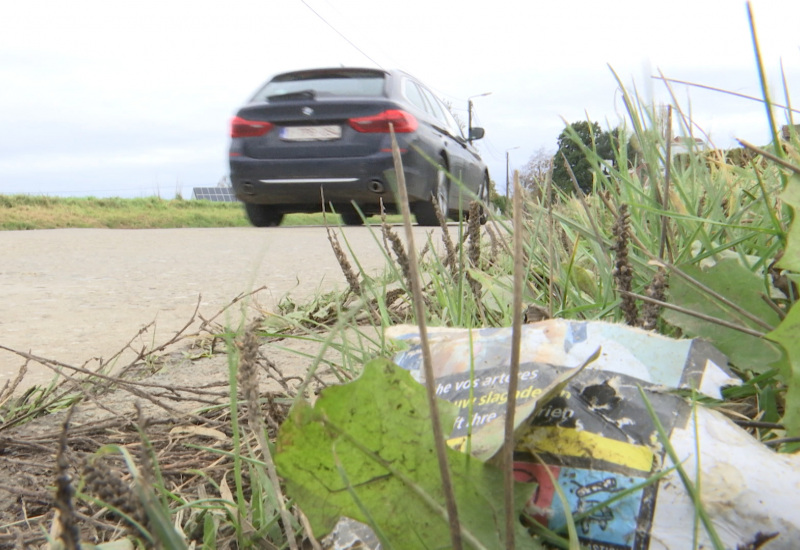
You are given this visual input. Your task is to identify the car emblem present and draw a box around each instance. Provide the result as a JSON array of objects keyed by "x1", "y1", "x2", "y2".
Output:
[{"x1": 301, "y1": 107, "x2": 314, "y2": 116}]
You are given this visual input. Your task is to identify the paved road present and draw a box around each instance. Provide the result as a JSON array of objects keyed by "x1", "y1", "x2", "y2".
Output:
[{"x1": 0, "y1": 226, "x2": 438, "y2": 387}]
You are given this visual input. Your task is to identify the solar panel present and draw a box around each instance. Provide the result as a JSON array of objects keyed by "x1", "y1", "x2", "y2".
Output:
[{"x1": 193, "y1": 187, "x2": 237, "y2": 202}]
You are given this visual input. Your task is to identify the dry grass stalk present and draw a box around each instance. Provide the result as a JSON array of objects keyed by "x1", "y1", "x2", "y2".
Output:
[
  {"x1": 612, "y1": 204, "x2": 639, "y2": 325},
  {"x1": 639, "y1": 267, "x2": 667, "y2": 330},
  {"x1": 434, "y1": 196, "x2": 457, "y2": 271},
  {"x1": 697, "y1": 192, "x2": 707, "y2": 218},
  {"x1": 81, "y1": 454, "x2": 148, "y2": 537},
  {"x1": 659, "y1": 105, "x2": 673, "y2": 262},
  {"x1": 384, "y1": 287, "x2": 406, "y2": 309},
  {"x1": 466, "y1": 201, "x2": 481, "y2": 268},
  {"x1": 383, "y1": 222, "x2": 412, "y2": 288},
  {"x1": 503, "y1": 170, "x2": 526, "y2": 547},
  {"x1": 0, "y1": 360, "x2": 28, "y2": 410},
  {"x1": 545, "y1": 167, "x2": 557, "y2": 318},
  {"x1": 379, "y1": 199, "x2": 391, "y2": 254},
  {"x1": 135, "y1": 404, "x2": 156, "y2": 488},
  {"x1": 721, "y1": 197, "x2": 730, "y2": 217},
  {"x1": 484, "y1": 222, "x2": 500, "y2": 266},
  {"x1": 388, "y1": 127, "x2": 462, "y2": 549},
  {"x1": 326, "y1": 227, "x2": 362, "y2": 296},
  {"x1": 53, "y1": 406, "x2": 81, "y2": 550},
  {"x1": 622, "y1": 289, "x2": 766, "y2": 337},
  {"x1": 654, "y1": 259, "x2": 775, "y2": 331},
  {"x1": 419, "y1": 240, "x2": 431, "y2": 261},
  {"x1": 237, "y1": 323, "x2": 299, "y2": 550},
  {"x1": 465, "y1": 201, "x2": 484, "y2": 316},
  {"x1": 237, "y1": 323, "x2": 261, "y2": 409}
]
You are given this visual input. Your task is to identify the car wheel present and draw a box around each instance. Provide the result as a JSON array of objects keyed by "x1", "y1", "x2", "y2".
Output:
[
  {"x1": 244, "y1": 203, "x2": 284, "y2": 227},
  {"x1": 414, "y1": 158, "x2": 449, "y2": 226},
  {"x1": 340, "y1": 209, "x2": 364, "y2": 226}
]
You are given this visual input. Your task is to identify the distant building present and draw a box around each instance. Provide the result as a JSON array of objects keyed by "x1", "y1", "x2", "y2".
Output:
[{"x1": 670, "y1": 135, "x2": 707, "y2": 157}]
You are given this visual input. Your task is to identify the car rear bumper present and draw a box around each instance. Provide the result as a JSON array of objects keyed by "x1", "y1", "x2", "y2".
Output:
[{"x1": 229, "y1": 152, "x2": 431, "y2": 212}]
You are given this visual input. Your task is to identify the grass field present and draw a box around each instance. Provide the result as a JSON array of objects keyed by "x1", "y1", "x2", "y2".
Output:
[{"x1": 0, "y1": 194, "x2": 400, "y2": 230}]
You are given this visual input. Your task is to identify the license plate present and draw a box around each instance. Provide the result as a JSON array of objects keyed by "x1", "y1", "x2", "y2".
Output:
[{"x1": 280, "y1": 125, "x2": 342, "y2": 141}]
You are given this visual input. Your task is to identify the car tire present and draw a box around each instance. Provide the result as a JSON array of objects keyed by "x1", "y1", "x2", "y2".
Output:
[
  {"x1": 244, "y1": 203, "x2": 284, "y2": 227},
  {"x1": 414, "y1": 158, "x2": 449, "y2": 226},
  {"x1": 340, "y1": 209, "x2": 365, "y2": 226}
]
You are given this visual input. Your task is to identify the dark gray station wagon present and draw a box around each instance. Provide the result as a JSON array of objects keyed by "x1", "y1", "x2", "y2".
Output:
[{"x1": 228, "y1": 67, "x2": 489, "y2": 226}]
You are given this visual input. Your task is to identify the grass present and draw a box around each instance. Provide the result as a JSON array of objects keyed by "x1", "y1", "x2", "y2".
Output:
[
  {"x1": 10, "y1": 95, "x2": 790, "y2": 546},
  {"x1": 6, "y1": 105, "x2": 795, "y2": 546},
  {"x1": 0, "y1": 194, "x2": 402, "y2": 230}
]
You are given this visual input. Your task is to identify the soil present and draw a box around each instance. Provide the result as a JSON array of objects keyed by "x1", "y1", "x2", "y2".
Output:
[{"x1": 0, "y1": 225, "x2": 437, "y2": 548}]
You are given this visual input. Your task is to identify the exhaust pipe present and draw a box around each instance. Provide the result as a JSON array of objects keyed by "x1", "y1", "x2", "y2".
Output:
[{"x1": 368, "y1": 180, "x2": 385, "y2": 194}]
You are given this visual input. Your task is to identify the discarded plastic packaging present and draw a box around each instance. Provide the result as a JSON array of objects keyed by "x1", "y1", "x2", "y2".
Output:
[{"x1": 385, "y1": 320, "x2": 800, "y2": 550}]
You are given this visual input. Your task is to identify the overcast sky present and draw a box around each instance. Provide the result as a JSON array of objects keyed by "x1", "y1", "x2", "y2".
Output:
[{"x1": 1, "y1": 0, "x2": 798, "y2": 198}]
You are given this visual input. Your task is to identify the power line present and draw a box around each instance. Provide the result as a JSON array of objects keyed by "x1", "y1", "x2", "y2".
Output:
[
  {"x1": 299, "y1": 0, "x2": 383, "y2": 69},
  {"x1": 299, "y1": 1, "x2": 485, "y2": 126},
  {"x1": 297, "y1": 2, "x2": 505, "y2": 165}
]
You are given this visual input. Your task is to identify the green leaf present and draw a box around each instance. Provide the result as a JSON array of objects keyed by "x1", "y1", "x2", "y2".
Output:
[
  {"x1": 777, "y1": 174, "x2": 800, "y2": 272},
  {"x1": 663, "y1": 258, "x2": 785, "y2": 373},
  {"x1": 767, "y1": 302, "x2": 800, "y2": 436},
  {"x1": 275, "y1": 358, "x2": 540, "y2": 550}
]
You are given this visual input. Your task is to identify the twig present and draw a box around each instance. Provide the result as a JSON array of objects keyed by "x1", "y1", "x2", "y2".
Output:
[
  {"x1": 197, "y1": 286, "x2": 269, "y2": 331},
  {"x1": 760, "y1": 293, "x2": 788, "y2": 320},
  {"x1": 619, "y1": 291, "x2": 766, "y2": 338},
  {"x1": 649, "y1": 259, "x2": 776, "y2": 331},
  {"x1": 652, "y1": 76, "x2": 800, "y2": 115},
  {"x1": 738, "y1": 139, "x2": 800, "y2": 175}
]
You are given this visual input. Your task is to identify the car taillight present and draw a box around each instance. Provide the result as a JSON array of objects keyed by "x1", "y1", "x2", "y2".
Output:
[
  {"x1": 230, "y1": 116, "x2": 274, "y2": 137},
  {"x1": 349, "y1": 110, "x2": 418, "y2": 133}
]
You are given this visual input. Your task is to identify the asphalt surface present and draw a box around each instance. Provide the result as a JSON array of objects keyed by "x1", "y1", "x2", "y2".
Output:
[{"x1": 0, "y1": 226, "x2": 435, "y2": 388}]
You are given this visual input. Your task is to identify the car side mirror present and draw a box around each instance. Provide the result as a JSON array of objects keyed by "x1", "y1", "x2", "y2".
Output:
[{"x1": 468, "y1": 127, "x2": 485, "y2": 141}]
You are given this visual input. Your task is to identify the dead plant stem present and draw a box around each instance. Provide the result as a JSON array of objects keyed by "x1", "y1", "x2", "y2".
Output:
[
  {"x1": 389, "y1": 126, "x2": 462, "y2": 550},
  {"x1": 738, "y1": 139, "x2": 800, "y2": 175},
  {"x1": 620, "y1": 291, "x2": 766, "y2": 338},
  {"x1": 659, "y1": 105, "x2": 673, "y2": 262},
  {"x1": 503, "y1": 171, "x2": 525, "y2": 548},
  {"x1": 545, "y1": 166, "x2": 556, "y2": 318},
  {"x1": 649, "y1": 260, "x2": 775, "y2": 331},
  {"x1": 652, "y1": 76, "x2": 800, "y2": 115}
]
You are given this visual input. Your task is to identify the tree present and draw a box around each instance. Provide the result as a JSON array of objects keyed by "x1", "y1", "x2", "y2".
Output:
[
  {"x1": 519, "y1": 147, "x2": 553, "y2": 198},
  {"x1": 552, "y1": 121, "x2": 615, "y2": 194},
  {"x1": 487, "y1": 177, "x2": 507, "y2": 212}
]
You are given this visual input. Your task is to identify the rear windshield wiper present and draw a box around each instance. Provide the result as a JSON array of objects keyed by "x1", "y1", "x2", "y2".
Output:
[{"x1": 267, "y1": 90, "x2": 316, "y2": 102}]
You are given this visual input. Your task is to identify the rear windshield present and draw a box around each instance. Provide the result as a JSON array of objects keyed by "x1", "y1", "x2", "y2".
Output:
[{"x1": 251, "y1": 71, "x2": 387, "y2": 102}]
